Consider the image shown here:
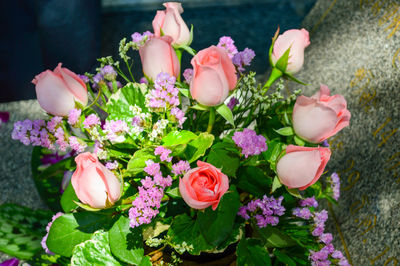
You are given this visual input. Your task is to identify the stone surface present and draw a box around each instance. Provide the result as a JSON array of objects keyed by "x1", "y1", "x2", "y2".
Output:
[{"x1": 297, "y1": 0, "x2": 400, "y2": 264}]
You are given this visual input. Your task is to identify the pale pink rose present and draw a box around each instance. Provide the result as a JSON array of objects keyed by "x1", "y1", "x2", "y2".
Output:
[
  {"x1": 271, "y1": 29, "x2": 310, "y2": 74},
  {"x1": 179, "y1": 161, "x2": 229, "y2": 210},
  {"x1": 71, "y1": 152, "x2": 121, "y2": 209},
  {"x1": 190, "y1": 46, "x2": 237, "y2": 106},
  {"x1": 152, "y1": 2, "x2": 190, "y2": 46},
  {"x1": 293, "y1": 84, "x2": 351, "y2": 143},
  {"x1": 32, "y1": 63, "x2": 88, "y2": 116},
  {"x1": 139, "y1": 35, "x2": 180, "y2": 80},
  {"x1": 276, "y1": 145, "x2": 331, "y2": 190}
]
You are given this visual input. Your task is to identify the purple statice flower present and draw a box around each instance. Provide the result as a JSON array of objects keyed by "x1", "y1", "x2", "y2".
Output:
[
  {"x1": 172, "y1": 160, "x2": 190, "y2": 176},
  {"x1": 148, "y1": 72, "x2": 179, "y2": 109},
  {"x1": 93, "y1": 141, "x2": 107, "y2": 160},
  {"x1": 68, "y1": 136, "x2": 87, "y2": 153},
  {"x1": 105, "y1": 161, "x2": 118, "y2": 170},
  {"x1": 183, "y1": 68, "x2": 193, "y2": 84},
  {"x1": 339, "y1": 258, "x2": 351, "y2": 266},
  {"x1": 154, "y1": 146, "x2": 172, "y2": 162},
  {"x1": 170, "y1": 107, "x2": 186, "y2": 127},
  {"x1": 100, "y1": 65, "x2": 117, "y2": 81},
  {"x1": 227, "y1": 97, "x2": 239, "y2": 110},
  {"x1": 217, "y1": 36, "x2": 238, "y2": 59},
  {"x1": 322, "y1": 139, "x2": 330, "y2": 147},
  {"x1": 0, "y1": 111, "x2": 10, "y2": 127},
  {"x1": 300, "y1": 196, "x2": 318, "y2": 208},
  {"x1": 54, "y1": 127, "x2": 68, "y2": 151},
  {"x1": 41, "y1": 212, "x2": 63, "y2": 255},
  {"x1": 312, "y1": 210, "x2": 328, "y2": 237},
  {"x1": 131, "y1": 31, "x2": 153, "y2": 48},
  {"x1": 329, "y1": 172, "x2": 341, "y2": 200},
  {"x1": 0, "y1": 258, "x2": 19, "y2": 266},
  {"x1": 129, "y1": 160, "x2": 172, "y2": 228},
  {"x1": 46, "y1": 116, "x2": 62, "y2": 133},
  {"x1": 132, "y1": 116, "x2": 142, "y2": 127},
  {"x1": 292, "y1": 207, "x2": 312, "y2": 220},
  {"x1": 68, "y1": 108, "x2": 81, "y2": 126},
  {"x1": 11, "y1": 120, "x2": 31, "y2": 145},
  {"x1": 103, "y1": 120, "x2": 129, "y2": 143},
  {"x1": 83, "y1": 114, "x2": 100, "y2": 129},
  {"x1": 331, "y1": 250, "x2": 344, "y2": 259},
  {"x1": 309, "y1": 249, "x2": 329, "y2": 263},
  {"x1": 232, "y1": 129, "x2": 268, "y2": 158},
  {"x1": 319, "y1": 233, "x2": 333, "y2": 244},
  {"x1": 77, "y1": 74, "x2": 89, "y2": 84},
  {"x1": 238, "y1": 195, "x2": 285, "y2": 227},
  {"x1": 107, "y1": 81, "x2": 122, "y2": 91},
  {"x1": 140, "y1": 77, "x2": 148, "y2": 84},
  {"x1": 92, "y1": 73, "x2": 103, "y2": 84},
  {"x1": 232, "y1": 48, "x2": 255, "y2": 72}
]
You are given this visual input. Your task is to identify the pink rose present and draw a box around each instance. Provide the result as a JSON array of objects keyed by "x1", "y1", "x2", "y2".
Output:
[
  {"x1": 190, "y1": 46, "x2": 237, "y2": 106},
  {"x1": 293, "y1": 84, "x2": 351, "y2": 143},
  {"x1": 139, "y1": 35, "x2": 180, "y2": 80},
  {"x1": 276, "y1": 145, "x2": 331, "y2": 190},
  {"x1": 271, "y1": 29, "x2": 310, "y2": 74},
  {"x1": 32, "y1": 63, "x2": 88, "y2": 116},
  {"x1": 152, "y1": 2, "x2": 191, "y2": 46},
  {"x1": 179, "y1": 161, "x2": 229, "y2": 210},
  {"x1": 71, "y1": 152, "x2": 121, "y2": 209}
]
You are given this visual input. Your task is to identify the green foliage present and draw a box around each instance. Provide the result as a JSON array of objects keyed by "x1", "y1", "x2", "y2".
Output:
[
  {"x1": 262, "y1": 140, "x2": 285, "y2": 170},
  {"x1": 126, "y1": 148, "x2": 156, "y2": 176},
  {"x1": 109, "y1": 216, "x2": 151, "y2": 265},
  {"x1": 46, "y1": 212, "x2": 114, "y2": 257},
  {"x1": 216, "y1": 103, "x2": 235, "y2": 126},
  {"x1": 236, "y1": 238, "x2": 271, "y2": 266},
  {"x1": 162, "y1": 130, "x2": 197, "y2": 146},
  {"x1": 71, "y1": 230, "x2": 121, "y2": 265},
  {"x1": 273, "y1": 249, "x2": 297, "y2": 266},
  {"x1": 60, "y1": 182, "x2": 78, "y2": 213},
  {"x1": 236, "y1": 166, "x2": 271, "y2": 197},
  {"x1": 0, "y1": 204, "x2": 52, "y2": 260},
  {"x1": 106, "y1": 82, "x2": 148, "y2": 122},
  {"x1": 255, "y1": 226, "x2": 296, "y2": 248},
  {"x1": 274, "y1": 126, "x2": 294, "y2": 136},
  {"x1": 183, "y1": 132, "x2": 214, "y2": 163},
  {"x1": 207, "y1": 141, "x2": 240, "y2": 177}
]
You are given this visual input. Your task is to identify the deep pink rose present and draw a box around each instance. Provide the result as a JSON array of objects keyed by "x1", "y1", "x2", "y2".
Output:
[
  {"x1": 271, "y1": 29, "x2": 310, "y2": 74},
  {"x1": 276, "y1": 145, "x2": 331, "y2": 190},
  {"x1": 190, "y1": 46, "x2": 237, "y2": 106},
  {"x1": 179, "y1": 161, "x2": 229, "y2": 210},
  {"x1": 32, "y1": 63, "x2": 88, "y2": 116},
  {"x1": 71, "y1": 152, "x2": 121, "y2": 209},
  {"x1": 293, "y1": 84, "x2": 351, "y2": 143},
  {"x1": 152, "y1": 2, "x2": 190, "y2": 46},
  {"x1": 139, "y1": 35, "x2": 180, "y2": 80}
]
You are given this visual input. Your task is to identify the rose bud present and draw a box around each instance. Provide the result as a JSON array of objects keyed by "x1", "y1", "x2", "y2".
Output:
[
  {"x1": 32, "y1": 63, "x2": 88, "y2": 116},
  {"x1": 293, "y1": 84, "x2": 351, "y2": 143},
  {"x1": 190, "y1": 46, "x2": 237, "y2": 106},
  {"x1": 271, "y1": 29, "x2": 310, "y2": 74},
  {"x1": 179, "y1": 161, "x2": 229, "y2": 210},
  {"x1": 276, "y1": 145, "x2": 331, "y2": 190},
  {"x1": 152, "y1": 2, "x2": 191, "y2": 46},
  {"x1": 139, "y1": 35, "x2": 180, "y2": 81},
  {"x1": 71, "y1": 152, "x2": 121, "y2": 209}
]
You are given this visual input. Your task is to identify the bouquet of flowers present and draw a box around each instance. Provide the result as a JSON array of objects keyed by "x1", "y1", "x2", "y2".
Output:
[{"x1": 5, "y1": 2, "x2": 352, "y2": 265}]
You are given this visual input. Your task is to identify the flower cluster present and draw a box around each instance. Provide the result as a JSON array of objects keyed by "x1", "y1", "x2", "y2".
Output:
[
  {"x1": 171, "y1": 160, "x2": 190, "y2": 176},
  {"x1": 183, "y1": 68, "x2": 193, "y2": 84},
  {"x1": 131, "y1": 31, "x2": 153, "y2": 48},
  {"x1": 155, "y1": 146, "x2": 172, "y2": 162},
  {"x1": 216, "y1": 36, "x2": 255, "y2": 72},
  {"x1": 103, "y1": 120, "x2": 129, "y2": 143},
  {"x1": 232, "y1": 129, "x2": 268, "y2": 158},
  {"x1": 238, "y1": 195, "x2": 285, "y2": 227},
  {"x1": 148, "y1": 72, "x2": 180, "y2": 109},
  {"x1": 41, "y1": 212, "x2": 63, "y2": 255},
  {"x1": 328, "y1": 172, "x2": 340, "y2": 200},
  {"x1": 68, "y1": 109, "x2": 81, "y2": 126},
  {"x1": 217, "y1": 36, "x2": 238, "y2": 59},
  {"x1": 129, "y1": 159, "x2": 172, "y2": 228}
]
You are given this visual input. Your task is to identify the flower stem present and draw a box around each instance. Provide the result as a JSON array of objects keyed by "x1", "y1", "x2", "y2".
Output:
[
  {"x1": 175, "y1": 49, "x2": 182, "y2": 82},
  {"x1": 206, "y1": 107, "x2": 216, "y2": 133},
  {"x1": 263, "y1": 67, "x2": 283, "y2": 92},
  {"x1": 85, "y1": 89, "x2": 102, "y2": 110}
]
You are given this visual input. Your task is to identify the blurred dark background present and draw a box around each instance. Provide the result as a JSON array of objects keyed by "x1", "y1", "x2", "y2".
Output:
[{"x1": 0, "y1": 0, "x2": 316, "y2": 103}]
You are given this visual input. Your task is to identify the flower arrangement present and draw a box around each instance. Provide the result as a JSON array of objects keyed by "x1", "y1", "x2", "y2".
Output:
[{"x1": 4, "y1": 2, "x2": 352, "y2": 265}]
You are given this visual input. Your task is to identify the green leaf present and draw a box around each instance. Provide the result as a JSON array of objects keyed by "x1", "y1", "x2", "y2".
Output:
[
  {"x1": 294, "y1": 135, "x2": 306, "y2": 146},
  {"x1": 46, "y1": 212, "x2": 113, "y2": 257},
  {"x1": 162, "y1": 130, "x2": 197, "y2": 146},
  {"x1": 126, "y1": 148, "x2": 156, "y2": 176},
  {"x1": 110, "y1": 216, "x2": 150, "y2": 265},
  {"x1": 179, "y1": 88, "x2": 190, "y2": 98},
  {"x1": 236, "y1": 238, "x2": 271, "y2": 266},
  {"x1": 273, "y1": 249, "x2": 297, "y2": 266},
  {"x1": 262, "y1": 140, "x2": 285, "y2": 163},
  {"x1": 207, "y1": 142, "x2": 240, "y2": 177},
  {"x1": 237, "y1": 166, "x2": 271, "y2": 197},
  {"x1": 60, "y1": 182, "x2": 78, "y2": 213},
  {"x1": 275, "y1": 46, "x2": 291, "y2": 72},
  {"x1": 286, "y1": 187, "x2": 303, "y2": 199},
  {"x1": 191, "y1": 104, "x2": 210, "y2": 111},
  {"x1": 179, "y1": 45, "x2": 196, "y2": 56},
  {"x1": 271, "y1": 176, "x2": 282, "y2": 193},
  {"x1": 165, "y1": 187, "x2": 181, "y2": 199},
  {"x1": 184, "y1": 132, "x2": 214, "y2": 163},
  {"x1": 274, "y1": 126, "x2": 294, "y2": 136},
  {"x1": 0, "y1": 204, "x2": 52, "y2": 260},
  {"x1": 106, "y1": 82, "x2": 148, "y2": 122},
  {"x1": 197, "y1": 186, "x2": 240, "y2": 246},
  {"x1": 71, "y1": 230, "x2": 121, "y2": 265},
  {"x1": 74, "y1": 201, "x2": 102, "y2": 212},
  {"x1": 256, "y1": 226, "x2": 297, "y2": 248},
  {"x1": 216, "y1": 104, "x2": 234, "y2": 126}
]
